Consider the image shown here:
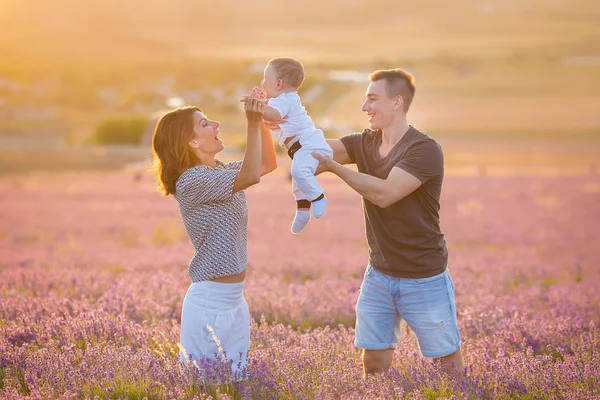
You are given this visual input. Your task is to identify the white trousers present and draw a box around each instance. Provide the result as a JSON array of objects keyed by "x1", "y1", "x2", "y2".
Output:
[
  {"x1": 179, "y1": 280, "x2": 250, "y2": 382},
  {"x1": 290, "y1": 131, "x2": 334, "y2": 201}
]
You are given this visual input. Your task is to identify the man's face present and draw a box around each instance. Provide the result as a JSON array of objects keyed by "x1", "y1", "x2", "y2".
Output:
[{"x1": 361, "y1": 80, "x2": 399, "y2": 130}]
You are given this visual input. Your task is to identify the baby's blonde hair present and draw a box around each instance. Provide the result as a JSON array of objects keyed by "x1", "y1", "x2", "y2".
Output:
[{"x1": 268, "y1": 58, "x2": 305, "y2": 89}]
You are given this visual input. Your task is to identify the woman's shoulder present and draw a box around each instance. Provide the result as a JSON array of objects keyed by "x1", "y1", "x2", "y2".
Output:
[
  {"x1": 179, "y1": 164, "x2": 210, "y2": 178},
  {"x1": 176, "y1": 161, "x2": 239, "y2": 190},
  {"x1": 180, "y1": 160, "x2": 231, "y2": 176},
  {"x1": 223, "y1": 160, "x2": 243, "y2": 171},
  {"x1": 176, "y1": 165, "x2": 212, "y2": 191}
]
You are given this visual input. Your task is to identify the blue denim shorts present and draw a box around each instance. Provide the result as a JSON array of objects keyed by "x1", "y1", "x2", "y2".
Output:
[{"x1": 354, "y1": 265, "x2": 461, "y2": 358}]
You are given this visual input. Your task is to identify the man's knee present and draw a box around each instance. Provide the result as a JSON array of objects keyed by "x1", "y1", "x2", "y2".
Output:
[
  {"x1": 437, "y1": 348, "x2": 465, "y2": 375},
  {"x1": 362, "y1": 349, "x2": 393, "y2": 374}
]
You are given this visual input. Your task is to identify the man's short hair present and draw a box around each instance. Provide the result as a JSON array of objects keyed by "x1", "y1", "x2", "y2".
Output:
[
  {"x1": 369, "y1": 68, "x2": 416, "y2": 112},
  {"x1": 268, "y1": 58, "x2": 305, "y2": 89}
]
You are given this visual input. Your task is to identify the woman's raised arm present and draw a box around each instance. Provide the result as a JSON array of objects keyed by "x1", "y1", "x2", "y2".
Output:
[
  {"x1": 260, "y1": 122, "x2": 277, "y2": 176},
  {"x1": 233, "y1": 98, "x2": 265, "y2": 193}
]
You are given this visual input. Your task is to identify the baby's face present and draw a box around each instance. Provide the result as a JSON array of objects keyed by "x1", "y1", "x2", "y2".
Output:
[{"x1": 261, "y1": 64, "x2": 281, "y2": 98}]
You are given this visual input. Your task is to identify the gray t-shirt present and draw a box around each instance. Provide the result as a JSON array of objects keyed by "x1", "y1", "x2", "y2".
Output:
[
  {"x1": 174, "y1": 160, "x2": 248, "y2": 282},
  {"x1": 340, "y1": 127, "x2": 448, "y2": 279}
]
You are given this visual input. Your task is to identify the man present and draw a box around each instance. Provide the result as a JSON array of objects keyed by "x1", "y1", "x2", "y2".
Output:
[{"x1": 312, "y1": 68, "x2": 465, "y2": 378}]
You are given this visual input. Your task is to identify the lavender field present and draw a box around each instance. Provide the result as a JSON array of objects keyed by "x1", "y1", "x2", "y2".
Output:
[{"x1": 1, "y1": 165, "x2": 599, "y2": 399}]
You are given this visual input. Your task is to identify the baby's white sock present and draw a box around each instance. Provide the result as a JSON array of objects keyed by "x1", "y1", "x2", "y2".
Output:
[
  {"x1": 291, "y1": 210, "x2": 311, "y2": 234},
  {"x1": 311, "y1": 196, "x2": 327, "y2": 219}
]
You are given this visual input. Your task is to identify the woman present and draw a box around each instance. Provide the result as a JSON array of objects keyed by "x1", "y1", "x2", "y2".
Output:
[{"x1": 151, "y1": 98, "x2": 277, "y2": 380}]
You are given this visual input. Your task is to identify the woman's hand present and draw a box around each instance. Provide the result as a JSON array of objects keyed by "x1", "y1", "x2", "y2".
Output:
[
  {"x1": 240, "y1": 86, "x2": 267, "y2": 104},
  {"x1": 245, "y1": 97, "x2": 264, "y2": 124},
  {"x1": 249, "y1": 86, "x2": 267, "y2": 101}
]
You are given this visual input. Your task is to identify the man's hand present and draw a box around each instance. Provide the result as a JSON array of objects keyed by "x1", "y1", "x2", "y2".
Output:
[
  {"x1": 312, "y1": 152, "x2": 335, "y2": 176},
  {"x1": 263, "y1": 116, "x2": 288, "y2": 130}
]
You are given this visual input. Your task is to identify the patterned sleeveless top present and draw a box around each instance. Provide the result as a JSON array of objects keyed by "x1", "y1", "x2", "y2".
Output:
[{"x1": 175, "y1": 160, "x2": 248, "y2": 282}]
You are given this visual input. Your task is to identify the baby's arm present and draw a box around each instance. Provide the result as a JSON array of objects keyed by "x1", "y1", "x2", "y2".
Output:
[
  {"x1": 241, "y1": 87, "x2": 284, "y2": 121},
  {"x1": 249, "y1": 89, "x2": 283, "y2": 121},
  {"x1": 261, "y1": 105, "x2": 282, "y2": 121}
]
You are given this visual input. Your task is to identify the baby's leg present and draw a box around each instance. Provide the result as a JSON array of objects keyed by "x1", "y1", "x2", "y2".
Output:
[
  {"x1": 290, "y1": 149, "x2": 327, "y2": 219},
  {"x1": 291, "y1": 179, "x2": 311, "y2": 234}
]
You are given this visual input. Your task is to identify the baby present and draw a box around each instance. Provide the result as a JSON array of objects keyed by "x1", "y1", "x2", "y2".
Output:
[{"x1": 245, "y1": 58, "x2": 333, "y2": 234}]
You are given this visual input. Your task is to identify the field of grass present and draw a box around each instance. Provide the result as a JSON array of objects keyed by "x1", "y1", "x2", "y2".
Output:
[
  {"x1": 1, "y1": 155, "x2": 599, "y2": 398},
  {"x1": 2, "y1": 130, "x2": 599, "y2": 176},
  {"x1": 1, "y1": 3, "x2": 599, "y2": 396}
]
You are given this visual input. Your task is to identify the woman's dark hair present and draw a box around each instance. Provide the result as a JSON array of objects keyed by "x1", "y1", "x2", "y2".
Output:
[{"x1": 151, "y1": 106, "x2": 201, "y2": 195}]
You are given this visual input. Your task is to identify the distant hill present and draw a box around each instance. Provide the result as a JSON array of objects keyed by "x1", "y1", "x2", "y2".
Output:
[{"x1": 1, "y1": 0, "x2": 599, "y2": 68}]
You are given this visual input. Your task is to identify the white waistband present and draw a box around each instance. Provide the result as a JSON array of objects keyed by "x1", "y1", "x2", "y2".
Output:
[{"x1": 185, "y1": 280, "x2": 245, "y2": 310}]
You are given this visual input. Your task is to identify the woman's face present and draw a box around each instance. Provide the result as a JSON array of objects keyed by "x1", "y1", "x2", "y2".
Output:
[{"x1": 188, "y1": 110, "x2": 223, "y2": 156}]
